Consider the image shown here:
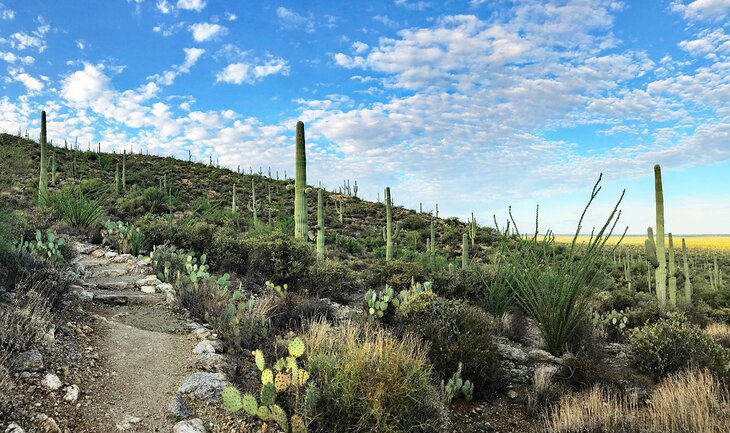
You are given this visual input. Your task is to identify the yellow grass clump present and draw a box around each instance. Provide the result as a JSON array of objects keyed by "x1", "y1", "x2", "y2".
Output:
[{"x1": 705, "y1": 322, "x2": 730, "y2": 348}]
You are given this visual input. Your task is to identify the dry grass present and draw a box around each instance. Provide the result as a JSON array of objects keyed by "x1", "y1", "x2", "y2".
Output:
[
  {"x1": 646, "y1": 369, "x2": 730, "y2": 433},
  {"x1": 705, "y1": 322, "x2": 730, "y2": 348},
  {"x1": 554, "y1": 235, "x2": 730, "y2": 250},
  {"x1": 527, "y1": 365, "x2": 562, "y2": 415},
  {"x1": 545, "y1": 369, "x2": 730, "y2": 433}
]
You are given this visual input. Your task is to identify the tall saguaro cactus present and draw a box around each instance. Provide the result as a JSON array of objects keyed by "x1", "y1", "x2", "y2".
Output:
[
  {"x1": 384, "y1": 187, "x2": 402, "y2": 261},
  {"x1": 462, "y1": 233, "x2": 469, "y2": 269},
  {"x1": 316, "y1": 188, "x2": 325, "y2": 263},
  {"x1": 231, "y1": 183, "x2": 237, "y2": 213},
  {"x1": 645, "y1": 165, "x2": 668, "y2": 309},
  {"x1": 469, "y1": 212, "x2": 477, "y2": 247},
  {"x1": 667, "y1": 233, "x2": 678, "y2": 308},
  {"x1": 38, "y1": 110, "x2": 48, "y2": 204},
  {"x1": 294, "y1": 121, "x2": 308, "y2": 239}
]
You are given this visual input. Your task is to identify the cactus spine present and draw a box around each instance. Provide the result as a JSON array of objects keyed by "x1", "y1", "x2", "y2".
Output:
[
  {"x1": 316, "y1": 188, "x2": 325, "y2": 263},
  {"x1": 681, "y1": 238, "x2": 692, "y2": 305},
  {"x1": 294, "y1": 121, "x2": 308, "y2": 239},
  {"x1": 462, "y1": 233, "x2": 469, "y2": 269},
  {"x1": 38, "y1": 110, "x2": 48, "y2": 204}
]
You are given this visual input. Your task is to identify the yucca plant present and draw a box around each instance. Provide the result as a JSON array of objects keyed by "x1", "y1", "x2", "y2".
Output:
[
  {"x1": 503, "y1": 174, "x2": 627, "y2": 354},
  {"x1": 51, "y1": 186, "x2": 105, "y2": 229}
]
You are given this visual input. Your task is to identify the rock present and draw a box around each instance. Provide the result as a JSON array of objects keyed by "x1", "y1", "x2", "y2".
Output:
[
  {"x1": 77, "y1": 290, "x2": 94, "y2": 302},
  {"x1": 34, "y1": 415, "x2": 61, "y2": 433},
  {"x1": 157, "y1": 283, "x2": 174, "y2": 293},
  {"x1": 16, "y1": 350, "x2": 44, "y2": 372},
  {"x1": 5, "y1": 423, "x2": 25, "y2": 433},
  {"x1": 507, "y1": 365, "x2": 531, "y2": 383},
  {"x1": 104, "y1": 251, "x2": 118, "y2": 258},
  {"x1": 178, "y1": 372, "x2": 230, "y2": 403},
  {"x1": 534, "y1": 364, "x2": 559, "y2": 378},
  {"x1": 168, "y1": 394, "x2": 191, "y2": 419},
  {"x1": 507, "y1": 390, "x2": 518, "y2": 399},
  {"x1": 188, "y1": 353, "x2": 227, "y2": 372},
  {"x1": 136, "y1": 276, "x2": 162, "y2": 287},
  {"x1": 192, "y1": 327, "x2": 211, "y2": 339},
  {"x1": 173, "y1": 418, "x2": 206, "y2": 433},
  {"x1": 193, "y1": 340, "x2": 219, "y2": 355},
  {"x1": 497, "y1": 341, "x2": 528, "y2": 363},
  {"x1": 42, "y1": 325, "x2": 56, "y2": 345},
  {"x1": 528, "y1": 348, "x2": 563, "y2": 365},
  {"x1": 115, "y1": 415, "x2": 142, "y2": 431},
  {"x1": 166, "y1": 291, "x2": 176, "y2": 304},
  {"x1": 63, "y1": 384, "x2": 80, "y2": 403},
  {"x1": 90, "y1": 249, "x2": 105, "y2": 258},
  {"x1": 41, "y1": 373, "x2": 62, "y2": 391},
  {"x1": 140, "y1": 286, "x2": 157, "y2": 294}
]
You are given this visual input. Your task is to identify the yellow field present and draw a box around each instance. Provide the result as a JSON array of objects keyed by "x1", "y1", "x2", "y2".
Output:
[{"x1": 553, "y1": 235, "x2": 730, "y2": 250}]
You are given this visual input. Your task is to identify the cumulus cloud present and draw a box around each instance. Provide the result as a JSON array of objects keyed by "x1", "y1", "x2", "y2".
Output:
[
  {"x1": 189, "y1": 22, "x2": 226, "y2": 42},
  {"x1": 0, "y1": 51, "x2": 34, "y2": 64},
  {"x1": 8, "y1": 68, "x2": 45, "y2": 93},
  {"x1": 149, "y1": 47, "x2": 205, "y2": 85},
  {"x1": 0, "y1": 3, "x2": 14, "y2": 20},
  {"x1": 671, "y1": 0, "x2": 730, "y2": 22},
  {"x1": 177, "y1": 0, "x2": 206, "y2": 11},
  {"x1": 276, "y1": 7, "x2": 315, "y2": 33},
  {"x1": 215, "y1": 57, "x2": 289, "y2": 84}
]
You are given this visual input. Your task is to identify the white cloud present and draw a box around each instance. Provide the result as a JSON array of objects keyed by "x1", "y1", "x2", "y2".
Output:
[
  {"x1": 276, "y1": 7, "x2": 315, "y2": 33},
  {"x1": 0, "y1": 3, "x2": 14, "y2": 20},
  {"x1": 671, "y1": 0, "x2": 730, "y2": 22},
  {"x1": 156, "y1": 0, "x2": 172, "y2": 14},
  {"x1": 352, "y1": 41, "x2": 369, "y2": 53},
  {"x1": 149, "y1": 47, "x2": 205, "y2": 85},
  {"x1": 225, "y1": 12, "x2": 237, "y2": 21},
  {"x1": 177, "y1": 0, "x2": 206, "y2": 11},
  {"x1": 189, "y1": 22, "x2": 226, "y2": 42},
  {"x1": 10, "y1": 23, "x2": 50, "y2": 52},
  {"x1": 215, "y1": 57, "x2": 289, "y2": 84},
  {"x1": 8, "y1": 68, "x2": 45, "y2": 93},
  {"x1": 394, "y1": 0, "x2": 430, "y2": 10},
  {"x1": 0, "y1": 51, "x2": 34, "y2": 64},
  {"x1": 678, "y1": 28, "x2": 730, "y2": 57}
]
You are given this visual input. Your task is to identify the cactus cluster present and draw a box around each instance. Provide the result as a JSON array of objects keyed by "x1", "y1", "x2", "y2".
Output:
[
  {"x1": 442, "y1": 362, "x2": 474, "y2": 403},
  {"x1": 222, "y1": 337, "x2": 310, "y2": 433},
  {"x1": 341, "y1": 180, "x2": 358, "y2": 197},
  {"x1": 101, "y1": 220, "x2": 143, "y2": 256},
  {"x1": 16, "y1": 229, "x2": 66, "y2": 263},
  {"x1": 364, "y1": 285, "x2": 400, "y2": 320}
]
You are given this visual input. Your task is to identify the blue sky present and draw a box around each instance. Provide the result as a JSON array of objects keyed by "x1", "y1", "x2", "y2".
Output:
[{"x1": 0, "y1": 0, "x2": 729, "y2": 234}]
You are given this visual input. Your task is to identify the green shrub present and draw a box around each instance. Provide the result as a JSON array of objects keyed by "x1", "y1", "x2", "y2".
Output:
[
  {"x1": 363, "y1": 260, "x2": 425, "y2": 292},
  {"x1": 397, "y1": 291, "x2": 502, "y2": 395},
  {"x1": 243, "y1": 232, "x2": 314, "y2": 287},
  {"x1": 627, "y1": 313, "x2": 730, "y2": 380},
  {"x1": 304, "y1": 320, "x2": 449, "y2": 433},
  {"x1": 303, "y1": 260, "x2": 360, "y2": 302},
  {"x1": 51, "y1": 186, "x2": 105, "y2": 229}
]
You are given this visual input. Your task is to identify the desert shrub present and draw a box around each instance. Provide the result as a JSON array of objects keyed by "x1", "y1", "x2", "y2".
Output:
[
  {"x1": 397, "y1": 291, "x2": 502, "y2": 395},
  {"x1": 363, "y1": 259, "x2": 426, "y2": 292},
  {"x1": 205, "y1": 290, "x2": 275, "y2": 352},
  {"x1": 527, "y1": 365, "x2": 564, "y2": 416},
  {"x1": 268, "y1": 294, "x2": 335, "y2": 335},
  {"x1": 645, "y1": 369, "x2": 730, "y2": 433},
  {"x1": 0, "y1": 203, "x2": 25, "y2": 255},
  {"x1": 208, "y1": 228, "x2": 249, "y2": 272},
  {"x1": 304, "y1": 320, "x2": 449, "y2": 433},
  {"x1": 139, "y1": 216, "x2": 215, "y2": 254},
  {"x1": 433, "y1": 266, "x2": 485, "y2": 302},
  {"x1": 626, "y1": 313, "x2": 730, "y2": 380},
  {"x1": 0, "y1": 359, "x2": 15, "y2": 418},
  {"x1": 706, "y1": 322, "x2": 730, "y2": 348},
  {"x1": 303, "y1": 260, "x2": 360, "y2": 302},
  {"x1": 333, "y1": 234, "x2": 364, "y2": 255},
  {"x1": 400, "y1": 214, "x2": 428, "y2": 230},
  {"x1": 115, "y1": 186, "x2": 169, "y2": 216},
  {"x1": 149, "y1": 244, "x2": 189, "y2": 283},
  {"x1": 51, "y1": 186, "x2": 105, "y2": 229},
  {"x1": 243, "y1": 232, "x2": 314, "y2": 287}
]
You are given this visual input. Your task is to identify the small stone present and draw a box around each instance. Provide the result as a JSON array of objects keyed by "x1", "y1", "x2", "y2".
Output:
[
  {"x1": 104, "y1": 251, "x2": 118, "y2": 258},
  {"x1": 187, "y1": 353, "x2": 227, "y2": 372},
  {"x1": 63, "y1": 384, "x2": 80, "y2": 403},
  {"x1": 115, "y1": 415, "x2": 142, "y2": 431},
  {"x1": 193, "y1": 340, "x2": 218, "y2": 354},
  {"x1": 507, "y1": 390, "x2": 518, "y2": 399},
  {"x1": 35, "y1": 415, "x2": 61, "y2": 433},
  {"x1": 140, "y1": 286, "x2": 156, "y2": 294},
  {"x1": 5, "y1": 423, "x2": 25, "y2": 433},
  {"x1": 78, "y1": 290, "x2": 94, "y2": 301},
  {"x1": 528, "y1": 348, "x2": 563, "y2": 365},
  {"x1": 168, "y1": 394, "x2": 191, "y2": 419},
  {"x1": 90, "y1": 249, "x2": 105, "y2": 257},
  {"x1": 136, "y1": 276, "x2": 162, "y2": 287},
  {"x1": 173, "y1": 418, "x2": 206, "y2": 433},
  {"x1": 157, "y1": 283, "x2": 174, "y2": 293},
  {"x1": 41, "y1": 373, "x2": 62, "y2": 391},
  {"x1": 16, "y1": 350, "x2": 44, "y2": 372},
  {"x1": 192, "y1": 327, "x2": 211, "y2": 339}
]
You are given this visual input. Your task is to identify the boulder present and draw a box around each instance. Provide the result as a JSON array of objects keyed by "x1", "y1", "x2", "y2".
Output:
[
  {"x1": 168, "y1": 394, "x2": 191, "y2": 419},
  {"x1": 173, "y1": 418, "x2": 206, "y2": 433},
  {"x1": 178, "y1": 372, "x2": 230, "y2": 403},
  {"x1": 193, "y1": 340, "x2": 221, "y2": 355},
  {"x1": 135, "y1": 276, "x2": 162, "y2": 287},
  {"x1": 496, "y1": 341, "x2": 528, "y2": 363},
  {"x1": 527, "y1": 348, "x2": 563, "y2": 365}
]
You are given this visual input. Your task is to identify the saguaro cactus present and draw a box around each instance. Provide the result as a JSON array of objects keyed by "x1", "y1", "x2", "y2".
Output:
[
  {"x1": 469, "y1": 212, "x2": 477, "y2": 247},
  {"x1": 50, "y1": 154, "x2": 57, "y2": 185},
  {"x1": 334, "y1": 200, "x2": 345, "y2": 223},
  {"x1": 462, "y1": 233, "x2": 469, "y2": 269},
  {"x1": 232, "y1": 183, "x2": 237, "y2": 213},
  {"x1": 645, "y1": 165, "x2": 667, "y2": 309},
  {"x1": 38, "y1": 110, "x2": 48, "y2": 203},
  {"x1": 248, "y1": 178, "x2": 262, "y2": 224},
  {"x1": 294, "y1": 121, "x2": 308, "y2": 239},
  {"x1": 122, "y1": 150, "x2": 127, "y2": 192},
  {"x1": 681, "y1": 238, "x2": 692, "y2": 306},
  {"x1": 667, "y1": 233, "x2": 678, "y2": 308},
  {"x1": 316, "y1": 188, "x2": 325, "y2": 262},
  {"x1": 383, "y1": 187, "x2": 401, "y2": 261}
]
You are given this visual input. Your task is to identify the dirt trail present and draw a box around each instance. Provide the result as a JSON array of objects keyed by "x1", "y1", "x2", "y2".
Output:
[{"x1": 69, "y1": 242, "x2": 196, "y2": 432}]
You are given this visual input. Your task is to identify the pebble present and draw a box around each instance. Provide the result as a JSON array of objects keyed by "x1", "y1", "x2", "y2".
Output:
[
  {"x1": 63, "y1": 384, "x2": 80, "y2": 403},
  {"x1": 41, "y1": 373, "x2": 62, "y2": 391},
  {"x1": 173, "y1": 418, "x2": 206, "y2": 433}
]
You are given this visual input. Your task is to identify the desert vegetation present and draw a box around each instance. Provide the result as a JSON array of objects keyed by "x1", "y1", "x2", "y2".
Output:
[{"x1": 0, "y1": 112, "x2": 729, "y2": 432}]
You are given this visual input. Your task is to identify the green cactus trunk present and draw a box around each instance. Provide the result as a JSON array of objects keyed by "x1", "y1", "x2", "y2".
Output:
[
  {"x1": 385, "y1": 187, "x2": 394, "y2": 261},
  {"x1": 250, "y1": 178, "x2": 258, "y2": 224},
  {"x1": 38, "y1": 110, "x2": 48, "y2": 204},
  {"x1": 653, "y1": 165, "x2": 667, "y2": 309},
  {"x1": 667, "y1": 233, "x2": 677, "y2": 308},
  {"x1": 430, "y1": 221, "x2": 436, "y2": 256},
  {"x1": 294, "y1": 121, "x2": 308, "y2": 239},
  {"x1": 50, "y1": 154, "x2": 56, "y2": 185},
  {"x1": 462, "y1": 233, "x2": 469, "y2": 269},
  {"x1": 122, "y1": 150, "x2": 127, "y2": 192},
  {"x1": 469, "y1": 212, "x2": 476, "y2": 247},
  {"x1": 317, "y1": 188, "x2": 325, "y2": 263},
  {"x1": 681, "y1": 238, "x2": 692, "y2": 306},
  {"x1": 232, "y1": 183, "x2": 237, "y2": 213}
]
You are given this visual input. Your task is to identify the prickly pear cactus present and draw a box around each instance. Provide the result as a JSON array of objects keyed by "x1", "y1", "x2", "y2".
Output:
[
  {"x1": 288, "y1": 337, "x2": 305, "y2": 358},
  {"x1": 254, "y1": 349, "x2": 266, "y2": 371},
  {"x1": 291, "y1": 415, "x2": 307, "y2": 433},
  {"x1": 222, "y1": 386, "x2": 243, "y2": 412},
  {"x1": 261, "y1": 368, "x2": 274, "y2": 384},
  {"x1": 260, "y1": 382, "x2": 276, "y2": 406}
]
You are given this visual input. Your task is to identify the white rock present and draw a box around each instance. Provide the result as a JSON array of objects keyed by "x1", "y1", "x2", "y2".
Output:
[
  {"x1": 115, "y1": 415, "x2": 142, "y2": 431},
  {"x1": 63, "y1": 384, "x2": 80, "y2": 403},
  {"x1": 41, "y1": 373, "x2": 62, "y2": 391},
  {"x1": 497, "y1": 341, "x2": 528, "y2": 363},
  {"x1": 136, "y1": 276, "x2": 162, "y2": 287},
  {"x1": 192, "y1": 328, "x2": 211, "y2": 339},
  {"x1": 5, "y1": 422, "x2": 25, "y2": 433},
  {"x1": 173, "y1": 418, "x2": 206, "y2": 433},
  {"x1": 157, "y1": 283, "x2": 174, "y2": 293},
  {"x1": 140, "y1": 286, "x2": 156, "y2": 294},
  {"x1": 104, "y1": 251, "x2": 118, "y2": 258},
  {"x1": 178, "y1": 372, "x2": 230, "y2": 403},
  {"x1": 193, "y1": 340, "x2": 216, "y2": 354}
]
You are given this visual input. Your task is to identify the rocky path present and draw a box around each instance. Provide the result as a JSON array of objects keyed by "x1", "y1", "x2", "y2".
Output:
[{"x1": 66, "y1": 241, "x2": 223, "y2": 433}]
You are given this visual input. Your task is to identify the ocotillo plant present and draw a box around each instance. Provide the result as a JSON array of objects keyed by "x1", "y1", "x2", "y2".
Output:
[
  {"x1": 681, "y1": 238, "x2": 692, "y2": 306},
  {"x1": 293, "y1": 121, "x2": 308, "y2": 239},
  {"x1": 38, "y1": 110, "x2": 48, "y2": 204},
  {"x1": 462, "y1": 233, "x2": 469, "y2": 269},
  {"x1": 383, "y1": 187, "x2": 402, "y2": 261},
  {"x1": 644, "y1": 165, "x2": 668, "y2": 310},
  {"x1": 316, "y1": 189, "x2": 325, "y2": 262}
]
